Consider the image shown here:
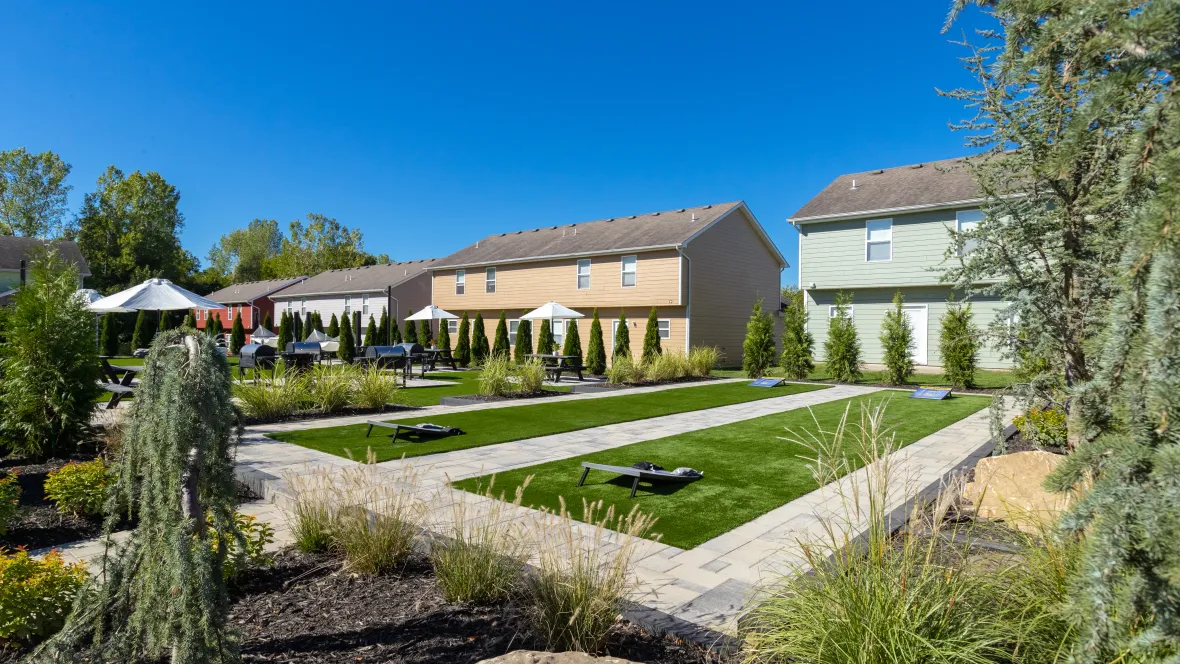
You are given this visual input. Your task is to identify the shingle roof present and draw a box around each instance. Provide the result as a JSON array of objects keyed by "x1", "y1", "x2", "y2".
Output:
[
  {"x1": 789, "y1": 156, "x2": 982, "y2": 222},
  {"x1": 202, "y1": 276, "x2": 308, "y2": 304},
  {"x1": 271, "y1": 259, "x2": 437, "y2": 298},
  {"x1": 0, "y1": 237, "x2": 91, "y2": 276},
  {"x1": 432, "y1": 202, "x2": 756, "y2": 269}
]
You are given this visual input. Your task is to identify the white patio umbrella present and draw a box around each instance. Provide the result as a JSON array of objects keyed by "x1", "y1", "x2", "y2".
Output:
[
  {"x1": 88, "y1": 278, "x2": 224, "y2": 313},
  {"x1": 251, "y1": 326, "x2": 278, "y2": 347},
  {"x1": 405, "y1": 305, "x2": 459, "y2": 347},
  {"x1": 521, "y1": 301, "x2": 585, "y2": 354},
  {"x1": 76, "y1": 288, "x2": 132, "y2": 313}
]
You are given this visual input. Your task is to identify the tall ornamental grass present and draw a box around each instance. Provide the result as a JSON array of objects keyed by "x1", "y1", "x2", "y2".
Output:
[
  {"x1": 354, "y1": 368, "x2": 400, "y2": 409},
  {"x1": 233, "y1": 363, "x2": 308, "y2": 420},
  {"x1": 432, "y1": 477, "x2": 531, "y2": 603},
  {"x1": 308, "y1": 364, "x2": 355, "y2": 413},
  {"x1": 478, "y1": 354, "x2": 514, "y2": 396},
  {"x1": 686, "y1": 346, "x2": 720, "y2": 377}
]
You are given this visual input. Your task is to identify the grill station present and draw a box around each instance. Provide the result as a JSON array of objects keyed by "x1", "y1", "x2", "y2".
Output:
[
  {"x1": 282, "y1": 341, "x2": 323, "y2": 370},
  {"x1": 237, "y1": 343, "x2": 277, "y2": 381},
  {"x1": 361, "y1": 345, "x2": 410, "y2": 369}
]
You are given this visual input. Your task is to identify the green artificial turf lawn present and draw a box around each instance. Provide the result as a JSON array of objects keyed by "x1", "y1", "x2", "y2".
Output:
[
  {"x1": 269, "y1": 381, "x2": 829, "y2": 462},
  {"x1": 386, "y1": 371, "x2": 569, "y2": 407},
  {"x1": 712, "y1": 365, "x2": 1017, "y2": 390},
  {"x1": 454, "y1": 393, "x2": 991, "y2": 549}
]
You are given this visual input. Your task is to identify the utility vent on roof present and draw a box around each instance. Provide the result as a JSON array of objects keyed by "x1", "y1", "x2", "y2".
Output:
[
  {"x1": 653, "y1": 212, "x2": 660, "y2": 216},
  {"x1": 629, "y1": 215, "x2": 636, "y2": 219},
  {"x1": 872, "y1": 169, "x2": 884, "y2": 174},
  {"x1": 911, "y1": 163, "x2": 924, "y2": 169},
  {"x1": 678, "y1": 208, "x2": 685, "y2": 212},
  {"x1": 704, "y1": 205, "x2": 712, "y2": 209}
]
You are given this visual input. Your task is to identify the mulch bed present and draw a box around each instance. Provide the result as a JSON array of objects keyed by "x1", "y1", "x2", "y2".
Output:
[
  {"x1": 240, "y1": 405, "x2": 419, "y2": 427},
  {"x1": 616, "y1": 376, "x2": 717, "y2": 389},
  {"x1": 441, "y1": 390, "x2": 571, "y2": 405}
]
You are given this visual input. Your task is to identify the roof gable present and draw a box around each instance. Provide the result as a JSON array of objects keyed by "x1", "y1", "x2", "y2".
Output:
[
  {"x1": 202, "y1": 276, "x2": 307, "y2": 304},
  {"x1": 0, "y1": 237, "x2": 91, "y2": 276},
  {"x1": 271, "y1": 259, "x2": 437, "y2": 298}
]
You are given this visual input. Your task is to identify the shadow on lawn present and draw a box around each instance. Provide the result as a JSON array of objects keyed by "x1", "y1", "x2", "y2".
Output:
[{"x1": 601, "y1": 474, "x2": 696, "y2": 498}]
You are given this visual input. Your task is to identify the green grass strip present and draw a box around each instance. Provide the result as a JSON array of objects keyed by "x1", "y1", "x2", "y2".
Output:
[
  {"x1": 454, "y1": 393, "x2": 990, "y2": 549},
  {"x1": 712, "y1": 365, "x2": 1016, "y2": 390},
  {"x1": 268, "y1": 381, "x2": 829, "y2": 462}
]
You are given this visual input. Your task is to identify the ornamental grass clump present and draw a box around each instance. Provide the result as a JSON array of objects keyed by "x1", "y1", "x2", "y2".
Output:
[
  {"x1": 514, "y1": 359, "x2": 546, "y2": 395},
  {"x1": 478, "y1": 354, "x2": 514, "y2": 396},
  {"x1": 44, "y1": 459, "x2": 110, "y2": 517},
  {"x1": 686, "y1": 346, "x2": 720, "y2": 378},
  {"x1": 606, "y1": 354, "x2": 640, "y2": 384},
  {"x1": 432, "y1": 477, "x2": 531, "y2": 603},
  {"x1": 233, "y1": 363, "x2": 308, "y2": 421},
  {"x1": 307, "y1": 363, "x2": 356, "y2": 413},
  {"x1": 0, "y1": 549, "x2": 88, "y2": 643},
  {"x1": 353, "y1": 367, "x2": 400, "y2": 410},
  {"x1": 643, "y1": 351, "x2": 689, "y2": 382},
  {"x1": 283, "y1": 468, "x2": 337, "y2": 553},
  {"x1": 525, "y1": 498, "x2": 658, "y2": 653},
  {"x1": 331, "y1": 453, "x2": 426, "y2": 575},
  {"x1": 740, "y1": 401, "x2": 1071, "y2": 664}
]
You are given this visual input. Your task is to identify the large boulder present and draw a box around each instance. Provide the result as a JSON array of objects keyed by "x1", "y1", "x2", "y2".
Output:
[
  {"x1": 962, "y1": 451, "x2": 1074, "y2": 532},
  {"x1": 478, "y1": 652, "x2": 640, "y2": 664}
]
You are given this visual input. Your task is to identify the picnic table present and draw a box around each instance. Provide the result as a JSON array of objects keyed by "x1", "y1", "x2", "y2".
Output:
[
  {"x1": 98, "y1": 358, "x2": 140, "y2": 409},
  {"x1": 419, "y1": 348, "x2": 457, "y2": 372},
  {"x1": 525, "y1": 353, "x2": 585, "y2": 383}
]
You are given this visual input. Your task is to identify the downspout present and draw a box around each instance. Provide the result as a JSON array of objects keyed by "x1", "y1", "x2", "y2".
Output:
[{"x1": 677, "y1": 248, "x2": 691, "y2": 350}]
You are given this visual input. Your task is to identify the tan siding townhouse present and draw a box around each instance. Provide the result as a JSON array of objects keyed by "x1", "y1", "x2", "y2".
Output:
[{"x1": 431, "y1": 201, "x2": 786, "y2": 367}]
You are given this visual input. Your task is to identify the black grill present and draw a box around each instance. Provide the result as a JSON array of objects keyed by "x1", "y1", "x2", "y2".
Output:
[
  {"x1": 393, "y1": 342, "x2": 424, "y2": 357},
  {"x1": 239, "y1": 344, "x2": 276, "y2": 371},
  {"x1": 283, "y1": 342, "x2": 322, "y2": 369},
  {"x1": 363, "y1": 345, "x2": 408, "y2": 369}
]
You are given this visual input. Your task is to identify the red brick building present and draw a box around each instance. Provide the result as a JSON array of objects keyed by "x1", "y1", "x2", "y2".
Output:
[{"x1": 195, "y1": 276, "x2": 306, "y2": 343}]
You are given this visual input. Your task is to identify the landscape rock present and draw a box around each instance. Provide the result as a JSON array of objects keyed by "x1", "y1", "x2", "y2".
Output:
[
  {"x1": 962, "y1": 450, "x2": 1073, "y2": 532},
  {"x1": 478, "y1": 652, "x2": 641, "y2": 664}
]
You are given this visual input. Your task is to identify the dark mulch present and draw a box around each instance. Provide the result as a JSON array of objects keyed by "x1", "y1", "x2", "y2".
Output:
[
  {"x1": 443, "y1": 390, "x2": 570, "y2": 404},
  {"x1": 1000, "y1": 430, "x2": 1067, "y2": 455},
  {"x1": 618, "y1": 376, "x2": 717, "y2": 388},
  {"x1": 240, "y1": 405, "x2": 419, "y2": 427},
  {"x1": 229, "y1": 550, "x2": 717, "y2": 663}
]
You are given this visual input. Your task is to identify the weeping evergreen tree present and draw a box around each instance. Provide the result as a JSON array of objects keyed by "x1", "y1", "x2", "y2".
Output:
[
  {"x1": 535, "y1": 319, "x2": 554, "y2": 355},
  {"x1": 641, "y1": 307, "x2": 662, "y2": 364},
  {"x1": 742, "y1": 299, "x2": 776, "y2": 378},
  {"x1": 939, "y1": 296, "x2": 978, "y2": 389},
  {"x1": 181, "y1": 312, "x2": 195, "y2": 330},
  {"x1": 338, "y1": 315, "x2": 356, "y2": 363},
  {"x1": 404, "y1": 320, "x2": 418, "y2": 348},
  {"x1": 562, "y1": 318, "x2": 582, "y2": 359},
  {"x1": 229, "y1": 309, "x2": 245, "y2": 355},
  {"x1": 277, "y1": 311, "x2": 292, "y2": 350},
  {"x1": 365, "y1": 315, "x2": 377, "y2": 346},
  {"x1": 101, "y1": 312, "x2": 120, "y2": 356},
  {"x1": 132, "y1": 309, "x2": 154, "y2": 349},
  {"x1": 455, "y1": 312, "x2": 471, "y2": 367},
  {"x1": 824, "y1": 292, "x2": 861, "y2": 383},
  {"x1": 261, "y1": 312, "x2": 272, "y2": 331},
  {"x1": 780, "y1": 292, "x2": 814, "y2": 380},
  {"x1": 470, "y1": 313, "x2": 489, "y2": 363},
  {"x1": 438, "y1": 318, "x2": 451, "y2": 353},
  {"x1": 586, "y1": 309, "x2": 606, "y2": 374},
  {"x1": 327, "y1": 313, "x2": 339, "y2": 338},
  {"x1": 36, "y1": 330, "x2": 244, "y2": 663},
  {"x1": 376, "y1": 309, "x2": 388, "y2": 346},
  {"x1": 879, "y1": 291, "x2": 915, "y2": 385},
  {"x1": 613, "y1": 311, "x2": 631, "y2": 360},
  {"x1": 513, "y1": 319, "x2": 533, "y2": 363},
  {"x1": 492, "y1": 312, "x2": 510, "y2": 358}
]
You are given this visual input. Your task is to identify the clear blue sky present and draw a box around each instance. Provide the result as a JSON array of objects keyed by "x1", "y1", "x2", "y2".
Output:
[{"x1": 3, "y1": 1, "x2": 988, "y2": 287}]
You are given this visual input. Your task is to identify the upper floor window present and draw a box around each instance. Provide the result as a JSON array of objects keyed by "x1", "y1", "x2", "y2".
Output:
[
  {"x1": 956, "y1": 209, "x2": 984, "y2": 255},
  {"x1": 455, "y1": 269, "x2": 465, "y2": 295},
  {"x1": 362, "y1": 294, "x2": 370, "y2": 316},
  {"x1": 508, "y1": 320, "x2": 519, "y2": 346},
  {"x1": 300, "y1": 298, "x2": 307, "y2": 315},
  {"x1": 447, "y1": 319, "x2": 459, "y2": 335},
  {"x1": 865, "y1": 219, "x2": 892, "y2": 262},
  {"x1": 657, "y1": 319, "x2": 670, "y2": 339},
  {"x1": 621, "y1": 255, "x2": 637, "y2": 287},
  {"x1": 577, "y1": 259, "x2": 591, "y2": 290},
  {"x1": 343, "y1": 295, "x2": 351, "y2": 316},
  {"x1": 485, "y1": 267, "x2": 496, "y2": 294}
]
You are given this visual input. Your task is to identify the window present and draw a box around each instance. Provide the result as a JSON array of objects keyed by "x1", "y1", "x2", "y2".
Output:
[
  {"x1": 621, "y1": 255, "x2": 637, "y2": 287},
  {"x1": 828, "y1": 305, "x2": 854, "y2": 320},
  {"x1": 300, "y1": 299, "x2": 307, "y2": 315},
  {"x1": 343, "y1": 296, "x2": 351, "y2": 316},
  {"x1": 552, "y1": 320, "x2": 563, "y2": 348},
  {"x1": 657, "y1": 319, "x2": 670, "y2": 339},
  {"x1": 485, "y1": 267, "x2": 496, "y2": 294},
  {"x1": 509, "y1": 320, "x2": 519, "y2": 346},
  {"x1": 865, "y1": 219, "x2": 892, "y2": 262},
  {"x1": 956, "y1": 209, "x2": 983, "y2": 255},
  {"x1": 455, "y1": 269, "x2": 465, "y2": 295},
  {"x1": 577, "y1": 259, "x2": 591, "y2": 289},
  {"x1": 362, "y1": 294, "x2": 369, "y2": 316},
  {"x1": 447, "y1": 319, "x2": 459, "y2": 334}
]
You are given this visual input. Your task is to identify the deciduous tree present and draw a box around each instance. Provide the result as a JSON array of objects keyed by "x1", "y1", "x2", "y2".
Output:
[
  {"x1": 0, "y1": 148, "x2": 72, "y2": 238},
  {"x1": 206, "y1": 218, "x2": 282, "y2": 282}
]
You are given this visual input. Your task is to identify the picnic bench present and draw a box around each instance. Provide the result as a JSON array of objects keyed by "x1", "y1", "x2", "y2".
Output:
[
  {"x1": 576, "y1": 461, "x2": 702, "y2": 498},
  {"x1": 98, "y1": 358, "x2": 140, "y2": 409},
  {"x1": 420, "y1": 348, "x2": 457, "y2": 372},
  {"x1": 364, "y1": 420, "x2": 464, "y2": 442},
  {"x1": 525, "y1": 353, "x2": 586, "y2": 383}
]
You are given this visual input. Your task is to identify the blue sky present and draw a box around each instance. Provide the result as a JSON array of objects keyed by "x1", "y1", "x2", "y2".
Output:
[{"x1": 3, "y1": 1, "x2": 987, "y2": 287}]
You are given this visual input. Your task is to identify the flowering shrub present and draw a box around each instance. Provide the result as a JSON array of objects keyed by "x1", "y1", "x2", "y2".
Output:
[
  {"x1": 44, "y1": 459, "x2": 110, "y2": 517},
  {"x1": 0, "y1": 474, "x2": 19, "y2": 535},
  {"x1": 0, "y1": 549, "x2": 87, "y2": 641},
  {"x1": 1013, "y1": 407, "x2": 1068, "y2": 448}
]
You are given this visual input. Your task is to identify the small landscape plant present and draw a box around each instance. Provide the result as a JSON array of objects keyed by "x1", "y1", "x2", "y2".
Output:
[
  {"x1": 354, "y1": 368, "x2": 400, "y2": 409},
  {"x1": 742, "y1": 299, "x2": 777, "y2": 378},
  {"x1": 585, "y1": 309, "x2": 607, "y2": 375},
  {"x1": 44, "y1": 459, "x2": 110, "y2": 517},
  {"x1": 454, "y1": 312, "x2": 471, "y2": 367},
  {"x1": 471, "y1": 313, "x2": 490, "y2": 364},
  {"x1": 823, "y1": 291, "x2": 862, "y2": 383},
  {"x1": 606, "y1": 354, "x2": 641, "y2": 384},
  {"x1": 1013, "y1": 407, "x2": 1068, "y2": 448},
  {"x1": 216, "y1": 512, "x2": 275, "y2": 580},
  {"x1": 940, "y1": 296, "x2": 979, "y2": 389},
  {"x1": 0, "y1": 473, "x2": 20, "y2": 535},
  {"x1": 780, "y1": 293, "x2": 814, "y2": 379},
  {"x1": 432, "y1": 477, "x2": 531, "y2": 603},
  {"x1": 283, "y1": 468, "x2": 337, "y2": 553},
  {"x1": 332, "y1": 453, "x2": 426, "y2": 575},
  {"x1": 686, "y1": 346, "x2": 720, "y2": 377},
  {"x1": 515, "y1": 359, "x2": 547, "y2": 394},
  {"x1": 641, "y1": 307, "x2": 662, "y2": 364},
  {"x1": 879, "y1": 291, "x2": 915, "y2": 385},
  {"x1": 643, "y1": 351, "x2": 689, "y2": 382},
  {"x1": 307, "y1": 363, "x2": 356, "y2": 413},
  {"x1": 0, "y1": 549, "x2": 87, "y2": 642},
  {"x1": 612, "y1": 311, "x2": 631, "y2": 359},
  {"x1": 479, "y1": 354, "x2": 515, "y2": 396},
  {"x1": 234, "y1": 362, "x2": 309, "y2": 420},
  {"x1": 493, "y1": 312, "x2": 510, "y2": 358}
]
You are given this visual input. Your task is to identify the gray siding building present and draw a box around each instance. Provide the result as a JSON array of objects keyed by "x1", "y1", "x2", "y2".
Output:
[{"x1": 790, "y1": 157, "x2": 1012, "y2": 369}]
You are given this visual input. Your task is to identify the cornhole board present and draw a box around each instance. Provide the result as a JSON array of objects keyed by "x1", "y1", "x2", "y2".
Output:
[
  {"x1": 910, "y1": 387, "x2": 952, "y2": 400},
  {"x1": 749, "y1": 378, "x2": 785, "y2": 388}
]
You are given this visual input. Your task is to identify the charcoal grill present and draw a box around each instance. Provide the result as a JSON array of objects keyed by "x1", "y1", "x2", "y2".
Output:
[
  {"x1": 282, "y1": 341, "x2": 322, "y2": 370},
  {"x1": 238, "y1": 343, "x2": 276, "y2": 381},
  {"x1": 362, "y1": 345, "x2": 409, "y2": 369}
]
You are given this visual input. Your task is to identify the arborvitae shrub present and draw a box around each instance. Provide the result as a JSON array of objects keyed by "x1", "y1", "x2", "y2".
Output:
[
  {"x1": 328, "y1": 313, "x2": 339, "y2": 338},
  {"x1": 181, "y1": 312, "x2": 196, "y2": 329},
  {"x1": 365, "y1": 315, "x2": 377, "y2": 346},
  {"x1": 338, "y1": 315, "x2": 356, "y2": 363},
  {"x1": 939, "y1": 296, "x2": 979, "y2": 389},
  {"x1": 513, "y1": 319, "x2": 533, "y2": 363},
  {"x1": 131, "y1": 310, "x2": 153, "y2": 350},
  {"x1": 562, "y1": 318, "x2": 582, "y2": 358},
  {"x1": 586, "y1": 310, "x2": 606, "y2": 374},
  {"x1": 101, "y1": 312, "x2": 120, "y2": 356},
  {"x1": 277, "y1": 311, "x2": 292, "y2": 349},
  {"x1": 493, "y1": 312, "x2": 510, "y2": 358},
  {"x1": 470, "y1": 313, "x2": 489, "y2": 363},
  {"x1": 438, "y1": 318, "x2": 452, "y2": 352},
  {"x1": 404, "y1": 320, "x2": 418, "y2": 347},
  {"x1": 742, "y1": 299, "x2": 777, "y2": 378},
  {"x1": 229, "y1": 309, "x2": 246, "y2": 355},
  {"x1": 418, "y1": 319, "x2": 432, "y2": 347},
  {"x1": 641, "y1": 307, "x2": 662, "y2": 364},
  {"x1": 824, "y1": 292, "x2": 861, "y2": 383},
  {"x1": 312, "y1": 312, "x2": 323, "y2": 333},
  {"x1": 292, "y1": 311, "x2": 303, "y2": 342},
  {"x1": 536, "y1": 319, "x2": 554, "y2": 355},
  {"x1": 780, "y1": 295, "x2": 814, "y2": 380},
  {"x1": 376, "y1": 310, "x2": 388, "y2": 346},
  {"x1": 303, "y1": 312, "x2": 313, "y2": 338},
  {"x1": 879, "y1": 291, "x2": 915, "y2": 385},
  {"x1": 261, "y1": 311, "x2": 272, "y2": 331},
  {"x1": 455, "y1": 312, "x2": 471, "y2": 366},
  {"x1": 613, "y1": 311, "x2": 631, "y2": 360}
]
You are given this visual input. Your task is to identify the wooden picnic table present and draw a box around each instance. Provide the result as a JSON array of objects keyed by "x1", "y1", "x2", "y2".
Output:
[
  {"x1": 419, "y1": 348, "x2": 457, "y2": 373},
  {"x1": 525, "y1": 353, "x2": 585, "y2": 382},
  {"x1": 98, "y1": 358, "x2": 141, "y2": 409}
]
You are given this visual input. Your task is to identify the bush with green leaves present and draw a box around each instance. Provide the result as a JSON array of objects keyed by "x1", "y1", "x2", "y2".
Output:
[
  {"x1": 470, "y1": 313, "x2": 490, "y2": 363},
  {"x1": 780, "y1": 296, "x2": 814, "y2": 380},
  {"x1": 513, "y1": 318, "x2": 533, "y2": 363},
  {"x1": 181, "y1": 312, "x2": 195, "y2": 329},
  {"x1": 418, "y1": 319, "x2": 433, "y2": 347},
  {"x1": 404, "y1": 319, "x2": 418, "y2": 347},
  {"x1": 493, "y1": 311, "x2": 510, "y2": 357},
  {"x1": 585, "y1": 309, "x2": 606, "y2": 375},
  {"x1": 641, "y1": 307, "x2": 662, "y2": 364},
  {"x1": 261, "y1": 311, "x2": 272, "y2": 331},
  {"x1": 613, "y1": 311, "x2": 631, "y2": 359},
  {"x1": 372, "y1": 310, "x2": 385, "y2": 345},
  {"x1": 823, "y1": 292, "x2": 862, "y2": 383},
  {"x1": 562, "y1": 318, "x2": 582, "y2": 359},
  {"x1": 365, "y1": 315, "x2": 377, "y2": 347},
  {"x1": 939, "y1": 297, "x2": 979, "y2": 389},
  {"x1": 455, "y1": 312, "x2": 471, "y2": 366},
  {"x1": 438, "y1": 317, "x2": 451, "y2": 352},
  {"x1": 1013, "y1": 407, "x2": 1068, "y2": 448},
  {"x1": 44, "y1": 459, "x2": 110, "y2": 517},
  {"x1": 0, "y1": 250, "x2": 102, "y2": 459},
  {"x1": 742, "y1": 299, "x2": 777, "y2": 378},
  {"x1": 0, "y1": 473, "x2": 20, "y2": 535},
  {"x1": 100, "y1": 313, "x2": 120, "y2": 356},
  {"x1": 535, "y1": 319, "x2": 554, "y2": 355},
  {"x1": 229, "y1": 309, "x2": 245, "y2": 355},
  {"x1": 686, "y1": 346, "x2": 720, "y2": 377},
  {"x1": 216, "y1": 512, "x2": 274, "y2": 581},
  {"x1": 277, "y1": 310, "x2": 292, "y2": 349},
  {"x1": 327, "y1": 313, "x2": 339, "y2": 338},
  {"x1": 0, "y1": 549, "x2": 87, "y2": 642},
  {"x1": 880, "y1": 291, "x2": 915, "y2": 385},
  {"x1": 338, "y1": 315, "x2": 356, "y2": 363},
  {"x1": 131, "y1": 309, "x2": 153, "y2": 350}
]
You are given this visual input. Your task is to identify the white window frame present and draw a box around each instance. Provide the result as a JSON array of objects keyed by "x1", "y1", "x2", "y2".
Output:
[
  {"x1": 620, "y1": 255, "x2": 637, "y2": 287},
  {"x1": 577, "y1": 259, "x2": 591, "y2": 290},
  {"x1": 485, "y1": 267, "x2": 496, "y2": 294},
  {"x1": 956, "y1": 209, "x2": 983, "y2": 256},
  {"x1": 447, "y1": 319, "x2": 459, "y2": 334},
  {"x1": 362, "y1": 294, "x2": 369, "y2": 316},
  {"x1": 865, "y1": 218, "x2": 893, "y2": 262},
  {"x1": 455, "y1": 269, "x2": 465, "y2": 295},
  {"x1": 508, "y1": 320, "x2": 519, "y2": 346},
  {"x1": 657, "y1": 319, "x2": 671, "y2": 339},
  {"x1": 300, "y1": 298, "x2": 307, "y2": 315},
  {"x1": 552, "y1": 319, "x2": 563, "y2": 348},
  {"x1": 343, "y1": 295, "x2": 351, "y2": 316},
  {"x1": 828, "y1": 305, "x2": 854, "y2": 320}
]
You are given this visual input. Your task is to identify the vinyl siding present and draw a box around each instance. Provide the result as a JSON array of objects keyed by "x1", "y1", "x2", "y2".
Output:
[
  {"x1": 800, "y1": 208, "x2": 973, "y2": 289},
  {"x1": 431, "y1": 249, "x2": 682, "y2": 311},
  {"x1": 805, "y1": 287, "x2": 1012, "y2": 369},
  {"x1": 683, "y1": 207, "x2": 784, "y2": 367},
  {"x1": 271, "y1": 273, "x2": 431, "y2": 344}
]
